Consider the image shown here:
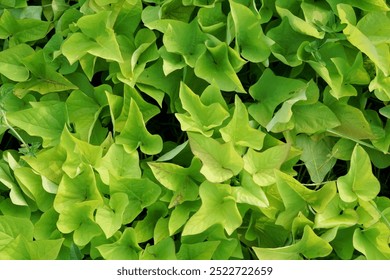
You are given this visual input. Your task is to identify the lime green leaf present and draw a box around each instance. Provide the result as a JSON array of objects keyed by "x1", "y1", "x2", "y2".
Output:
[
  {"x1": 0, "y1": 236, "x2": 63, "y2": 260},
  {"x1": 54, "y1": 165, "x2": 103, "y2": 213},
  {"x1": 61, "y1": 33, "x2": 96, "y2": 65},
  {"x1": 182, "y1": 0, "x2": 216, "y2": 7},
  {"x1": 163, "y1": 20, "x2": 207, "y2": 67},
  {"x1": 60, "y1": 128, "x2": 103, "y2": 178},
  {"x1": 199, "y1": 83, "x2": 228, "y2": 110},
  {"x1": 229, "y1": 0, "x2": 272, "y2": 63},
  {"x1": 370, "y1": 68, "x2": 390, "y2": 101},
  {"x1": 66, "y1": 89, "x2": 102, "y2": 142},
  {"x1": 96, "y1": 193, "x2": 129, "y2": 238},
  {"x1": 16, "y1": 50, "x2": 77, "y2": 96},
  {"x1": 115, "y1": 29, "x2": 159, "y2": 87},
  {"x1": 176, "y1": 82, "x2": 229, "y2": 137},
  {"x1": 0, "y1": 161, "x2": 27, "y2": 206},
  {"x1": 148, "y1": 159, "x2": 201, "y2": 208},
  {"x1": 95, "y1": 143, "x2": 141, "y2": 185},
  {"x1": 0, "y1": 199, "x2": 30, "y2": 218},
  {"x1": 326, "y1": 0, "x2": 389, "y2": 12},
  {"x1": 0, "y1": 44, "x2": 34, "y2": 82},
  {"x1": 0, "y1": 9, "x2": 50, "y2": 43},
  {"x1": 329, "y1": 103, "x2": 376, "y2": 140},
  {"x1": 188, "y1": 132, "x2": 243, "y2": 183},
  {"x1": 160, "y1": 0, "x2": 196, "y2": 21},
  {"x1": 116, "y1": 99, "x2": 163, "y2": 155},
  {"x1": 182, "y1": 181, "x2": 242, "y2": 236},
  {"x1": 337, "y1": 145, "x2": 381, "y2": 203},
  {"x1": 6, "y1": 101, "x2": 67, "y2": 147},
  {"x1": 243, "y1": 144, "x2": 290, "y2": 186},
  {"x1": 194, "y1": 41, "x2": 245, "y2": 93},
  {"x1": 246, "y1": 212, "x2": 289, "y2": 246},
  {"x1": 177, "y1": 241, "x2": 220, "y2": 260},
  {"x1": 338, "y1": 4, "x2": 390, "y2": 76},
  {"x1": 156, "y1": 141, "x2": 189, "y2": 162},
  {"x1": 291, "y1": 213, "x2": 314, "y2": 240},
  {"x1": 110, "y1": 177, "x2": 161, "y2": 224},
  {"x1": 330, "y1": 227, "x2": 356, "y2": 260},
  {"x1": 0, "y1": 216, "x2": 33, "y2": 250},
  {"x1": 14, "y1": 167, "x2": 54, "y2": 211},
  {"x1": 233, "y1": 171, "x2": 269, "y2": 209},
  {"x1": 141, "y1": 238, "x2": 177, "y2": 260},
  {"x1": 296, "y1": 135, "x2": 337, "y2": 183},
  {"x1": 62, "y1": 11, "x2": 123, "y2": 64},
  {"x1": 265, "y1": 84, "x2": 309, "y2": 132},
  {"x1": 248, "y1": 69, "x2": 308, "y2": 127},
  {"x1": 253, "y1": 225, "x2": 332, "y2": 260},
  {"x1": 353, "y1": 223, "x2": 390, "y2": 260},
  {"x1": 136, "y1": 59, "x2": 182, "y2": 108},
  {"x1": 314, "y1": 196, "x2": 359, "y2": 229},
  {"x1": 220, "y1": 96, "x2": 265, "y2": 150},
  {"x1": 153, "y1": 217, "x2": 169, "y2": 244},
  {"x1": 159, "y1": 45, "x2": 186, "y2": 75},
  {"x1": 356, "y1": 200, "x2": 382, "y2": 228},
  {"x1": 275, "y1": 0, "x2": 324, "y2": 39},
  {"x1": 293, "y1": 102, "x2": 340, "y2": 134},
  {"x1": 267, "y1": 18, "x2": 312, "y2": 67},
  {"x1": 198, "y1": 2, "x2": 227, "y2": 40},
  {"x1": 112, "y1": 85, "x2": 160, "y2": 132},
  {"x1": 168, "y1": 201, "x2": 200, "y2": 235},
  {"x1": 56, "y1": 200, "x2": 103, "y2": 246},
  {"x1": 22, "y1": 145, "x2": 66, "y2": 185},
  {"x1": 34, "y1": 208, "x2": 61, "y2": 240},
  {"x1": 112, "y1": 0, "x2": 142, "y2": 37},
  {"x1": 275, "y1": 171, "x2": 337, "y2": 229},
  {"x1": 97, "y1": 228, "x2": 142, "y2": 260},
  {"x1": 134, "y1": 202, "x2": 167, "y2": 243}
]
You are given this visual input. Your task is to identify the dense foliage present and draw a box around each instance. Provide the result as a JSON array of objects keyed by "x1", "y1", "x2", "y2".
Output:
[{"x1": 0, "y1": 0, "x2": 389, "y2": 260}]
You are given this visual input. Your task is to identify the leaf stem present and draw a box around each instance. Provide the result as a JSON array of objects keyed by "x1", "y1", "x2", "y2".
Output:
[{"x1": 326, "y1": 129, "x2": 389, "y2": 155}]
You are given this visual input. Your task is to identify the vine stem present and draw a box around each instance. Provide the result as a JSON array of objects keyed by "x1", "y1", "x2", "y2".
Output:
[
  {"x1": 302, "y1": 181, "x2": 335, "y2": 187},
  {"x1": 326, "y1": 129, "x2": 389, "y2": 155}
]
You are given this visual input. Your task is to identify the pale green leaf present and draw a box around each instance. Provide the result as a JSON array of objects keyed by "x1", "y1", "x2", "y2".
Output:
[
  {"x1": 337, "y1": 145, "x2": 381, "y2": 203},
  {"x1": 229, "y1": 0, "x2": 272, "y2": 62},
  {"x1": 175, "y1": 82, "x2": 229, "y2": 136},
  {"x1": 116, "y1": 99, "x2": 163, "y2": 155},
  {"x1": 6, "y1": 101, "x2": 67, "y2": 147},
  {"x1": 296, "y1": 135, "x2": 337, "y2": 183},
  {"x1": 243, "y1": 144, "x2": 290, "y2": 186},
  {"x1": 182, "y1": 181, "x2": 242, "y2": 236},
  {"x1": 188, "y1": 132, "x2": 243, "y2": 183},
  {"x1": 220, "y1": 96, "x2": 265, "y2": 150}
]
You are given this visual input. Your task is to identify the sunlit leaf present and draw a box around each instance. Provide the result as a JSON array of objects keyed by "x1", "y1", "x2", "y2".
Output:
[
  {"x1": 229, "y1": 0, "x2": 272, "y2": 63},
  {"x1": 337, "y1": 145, "x2": 381, "y2": 203},
  {"x1": 175, "y1": 82, "x2": 229, "y2": 136},
  {"x1": 116, "y1": 99, "x2": 163, "y2": 155},
  {"x1": 220, "y1": 96, "x2": 265, "y2": 150},
  {"x1": 97, "y1": 228, "x2": 142, "y2": 260},
  {"x1": 6, "y1": 101, "x2": 67, "y2": 147},
  {"x1": 253, "y1": 225, "x2": 332, "y2": 260},
  {"x1": 182, "y1": 181, "x2": 242, "y2": 236},
  {"x1": 188, "y1": 132, "x2": 243, "y2": 183}
]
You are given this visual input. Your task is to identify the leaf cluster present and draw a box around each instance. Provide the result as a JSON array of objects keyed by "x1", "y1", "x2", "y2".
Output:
[{"x1": 0, "y1": 0, "x2": 389, "y2": 260}]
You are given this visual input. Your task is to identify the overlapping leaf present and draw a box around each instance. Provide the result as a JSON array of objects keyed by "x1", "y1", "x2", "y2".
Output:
[
  {"x1": 337, "y1": 145, "x2": 381, "y2": 203},
  {"x1": 182, "y1": 181, "x2": 242, "y2": 236},
  {"x1": 175, "y1": 82, "x2": 229, "y2": 136},
  {"x1": 188, "y1": 132, "x2": 243, "y2": 183}
]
